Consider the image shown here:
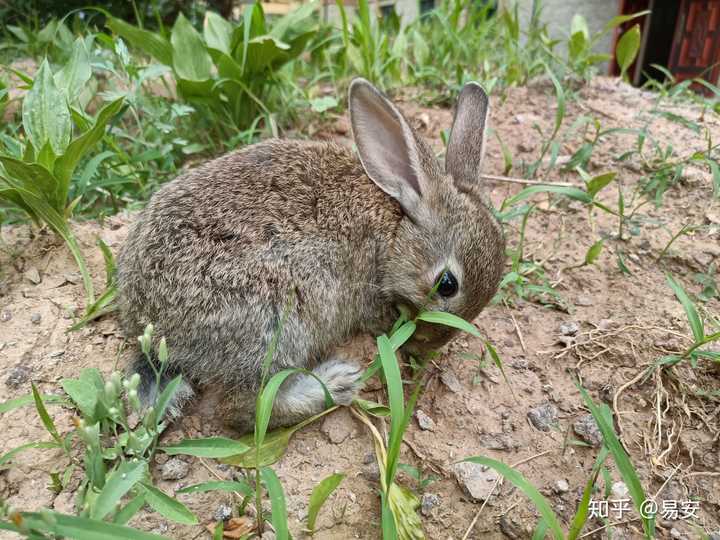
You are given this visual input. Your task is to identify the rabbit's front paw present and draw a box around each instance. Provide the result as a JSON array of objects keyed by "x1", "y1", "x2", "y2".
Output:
[{"x1": 314, "y1": 358, "x2": 364, "y2": 406}]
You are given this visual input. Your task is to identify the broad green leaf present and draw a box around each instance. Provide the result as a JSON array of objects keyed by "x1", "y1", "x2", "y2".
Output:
[
  {"x1": 23, "y1": 59, "x2": 71, "y2": 155},
  {"x1": 55, "y1": 37, "x2": 92, "y2": 103},
  {"x1": 0, "y1": 156, "x2": 61, "y2": 211},
  {"x1": 462, "y1": 456, "x2": 564, "y2": 540},
  {"x1": 106, "y1": 16, "x2": 173, "y2": 66},
  {"x1": 570, "y1": 14, "x2": 590, "y2": 40},
  {"x1": 261, "y1": 467, "x2": 289, "y2": 540},
  {"x1": 161, "y1": 437, "x2": 250, "y2": 458},
  {"x1": 616, "y1": 24, "x2": 641, "y2": 79},
  {"x1": 307, "y1": 473, "x2": 345, "y2": 533},
  {"x1": 16, "y1": 511, "x2": 171, "y2": 540},
  {"x1": 416, "y1": 311, "x2": 480, "y2": 337},
  {"x1": 142, "y1": 483, "x2": 198, "y2": 525},
  {"x1": 92, "y1": 460, "x2": 147, "y2": 520},
  {"x1": 244, "y1": 35, "x2": 290, "y2": 74},
  {"x1": 203, "y1": 11, "x2": 233, "y2": 55},
  {"x1": 578, "y1": 386, "x2": 655, "y2": 538},
  {"x1": 177, "y1": 480, "x2": 253, "y2": 496},
  {"x1": 54, "y1": 97, "x2": 125, "y2": 190},
  {"x1": 171, "y1": 13, "x2": 213, "y2": 82},
  {"x1": 61, "y1": 369, "x2": 104, "y2": 419},
  {"x1": 502, "y1": 185, "x2": 592, "y2": 208},
  {"x1": 584, "y1": 240, "x2": 604, "y2": 265},
  {"x1": 666, "y1": 274, "x2": 704, "y2": 342}
]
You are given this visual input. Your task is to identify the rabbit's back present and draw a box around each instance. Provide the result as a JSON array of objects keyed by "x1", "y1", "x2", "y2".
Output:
[{"x1": 117, "y1": 139, "x2": 402, "y2": 387}]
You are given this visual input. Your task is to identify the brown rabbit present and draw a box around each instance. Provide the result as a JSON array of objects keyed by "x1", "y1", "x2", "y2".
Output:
[{"x1": 116, "y1": 78, "x2": 505, "y2": 431}]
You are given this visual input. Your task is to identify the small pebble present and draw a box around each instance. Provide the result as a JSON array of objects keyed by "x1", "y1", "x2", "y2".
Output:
[
  {"x1": 420, "y1": 493, "x2": 440, "y2": 516},
  {"x1": 214, "y1": 504, "x2": 232, "y2": 522},
  {"x1": 598, "y1": 319, "x2": 614, "y2": 331},
  {"x1": 611, "y1": 481, "x2": 629, "y2": 500},
  {"x1": 575, "y1": 295, "x2": 593, "y2": 307},
  {"x1": 527, "y1": 402, "x2": 559, "y2": 432},
  {"x1": 553, "y1": 479, "x2": 569, "y2": 493},
  {"x1": 30, "y1": 313, "x2": 42, "y2": 325},
  {"x1": 0, "y1": 310, "x2": 11, "y2": 322},
  {"x1": 415, "y1": 409, "x2": 435, "y2": 431},
  {"x1": 160, "y1": 458, "x2": 190, "y2": 481},
  {"x1": 5, "y1": 365, "x2": 31, "y2": 388},
  {"x1": 670, "y1": 528, "x2": 682, "y2": 539},
  {"x1": 559, "y1": 321, "x2": 579, "y2": 336},
  {"x1": 574, "y1": 414, "x2": 603, "y2": 447},
  {"x1": 452, "y1": 461, "x2": 500, "y2": 502}
]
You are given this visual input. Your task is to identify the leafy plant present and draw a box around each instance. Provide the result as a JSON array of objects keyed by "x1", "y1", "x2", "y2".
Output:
[
  {"x1": 0, "y1": 38, "x2": 125, "y2": 305},
  {"x1": 0, "y1": 325, "x2": 196, "y2": 538},
  {"x1": 105, "y1": 3, "x2": 318, "y2": 132}
]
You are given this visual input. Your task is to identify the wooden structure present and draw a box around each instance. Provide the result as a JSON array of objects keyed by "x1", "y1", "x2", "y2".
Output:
[{"x1": 612, "y1": 0, "x2": 720, "y2": 92}]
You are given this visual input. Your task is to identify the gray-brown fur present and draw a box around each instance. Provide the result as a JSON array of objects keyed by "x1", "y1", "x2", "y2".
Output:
[{"x1": 117, "y1": 79, "x2": 505, "y2": 431}]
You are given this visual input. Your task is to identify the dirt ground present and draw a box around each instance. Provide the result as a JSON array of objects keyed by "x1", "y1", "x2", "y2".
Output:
[{"x1": 1, "y1": 77, "x2": 719, "y2": 539}]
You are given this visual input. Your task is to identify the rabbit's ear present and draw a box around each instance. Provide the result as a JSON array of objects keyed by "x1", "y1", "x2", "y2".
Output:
[
  {"x1": 349, "y1": 78, "x2": 430, "y2": 217},
  {"x1": 445, "y1": 82, "x2": 489, "y2": 192}
]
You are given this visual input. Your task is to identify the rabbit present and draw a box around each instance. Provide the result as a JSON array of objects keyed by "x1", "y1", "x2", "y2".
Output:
[{"x1": 116, "y1": 78, "x2": 505, "y2": 432}]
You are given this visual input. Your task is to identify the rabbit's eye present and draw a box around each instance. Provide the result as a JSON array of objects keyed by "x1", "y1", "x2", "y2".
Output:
[{"x1": 436, "y1": 271, "x2": 459, "y2": 298}]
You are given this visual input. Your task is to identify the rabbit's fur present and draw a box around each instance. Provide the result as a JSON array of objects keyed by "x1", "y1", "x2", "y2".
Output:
[{"x1": 117, "y1": 79, "x2": 505, "y2": 431}]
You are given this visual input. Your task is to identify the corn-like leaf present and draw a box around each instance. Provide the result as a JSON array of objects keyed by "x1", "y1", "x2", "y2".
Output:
[
  {"x1": 14, "y1": 512, "x2": 171, "y2": 539},
  {"x1": 578, "y1": 386, "x2": 655, "y2": 538},
  {"x1": 378, "y1": 335, "x2": 404, "y2": 487},
  {"x1": 666, "y1": 274, "x2": 704, "y2": 342},
  {"x1": 22, "y1": 60, "x2": 71, "y2": 156},
  {"x1": 416, "y1": 311, "x2": 480, "y2": 337},
  {"x1": 307, "y1": 473, "x2": 345, "y2": 533},
  {"x1": 31, "y1": 383, "x2": 62, "y2": 446},
  {"x1": 586, "y1": 172, "x2": 616, "y2": 199},
  {"x1": 261, "y1": 467, "x2": 289, "y2": 540},
  {"x1": 462, "y1": 456, "x2": 564, "y2": 540},
  {"x1": 567, "y1": 447, "x2": 609, "y2": 540},
  {"x1": 162, "y1": 437, "x2": 250, "y2": 458}
]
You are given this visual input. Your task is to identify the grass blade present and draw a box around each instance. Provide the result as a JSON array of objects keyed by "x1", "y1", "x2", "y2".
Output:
[
  {"x1": 141, "y1": 483, "x2": 198, "y2": 525},
  {"x1": 161, "y1": 437, "x2": 250, "y2": 458},
  {"x1": 578, "y1": 386, "x2": 655, "y2": 538},
  {"x1": 31, "y1": 383, "x2": 62, "y2": 446},
  {"x1": 666, "y1": 273, "x2": 704, "y2": 342},
  {"x1": 461, "y1": 456, "x2": 564, "y2": 540},
  {"x1": 377, "y1": 334, "x2": 404, "y2": 488},
  {"x1": 307, "y1": 473, "x2": 345, "y2": 533},
  {"x1": 416, "y1": 311, "x2": 480, "y2": 337},
  {"x1": 261, "y1": 467, "x2": 289, "y2": 540}
]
